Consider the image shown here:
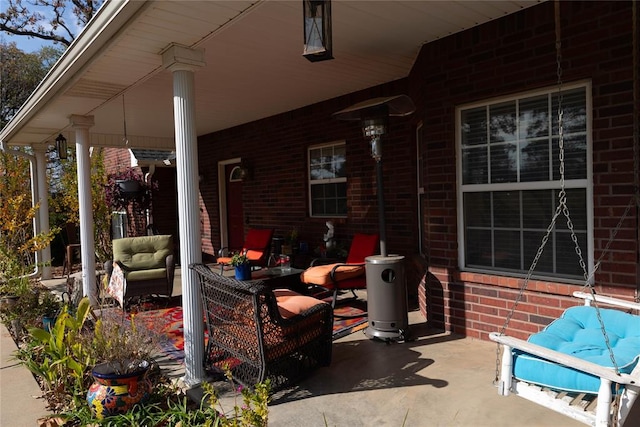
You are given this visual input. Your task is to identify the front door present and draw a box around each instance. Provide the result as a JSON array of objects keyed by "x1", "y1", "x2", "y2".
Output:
[{"x1": 225, "y1": 163, "x2": 244, "y2": 251}]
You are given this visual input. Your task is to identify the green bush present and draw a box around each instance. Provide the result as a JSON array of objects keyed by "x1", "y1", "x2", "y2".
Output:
[{"x1": 14, "y1": 297, "x2": 271, "y2": 426}]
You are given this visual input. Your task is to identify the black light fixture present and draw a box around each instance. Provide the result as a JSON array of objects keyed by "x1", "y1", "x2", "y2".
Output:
[
  {"x1": 333, "y1": 95, "x2": 415, "y2": 256},
  {"x1": 303, "y1": 0, "x2": 333, "y2": 62},
  {"x1": 55, "y1": 134, "x2": 68, "y2": 160}
]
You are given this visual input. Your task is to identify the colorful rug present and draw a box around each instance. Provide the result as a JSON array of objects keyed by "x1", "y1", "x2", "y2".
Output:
[{"x1": 133, "y1": 300, "x2": 367, "y2": 363}]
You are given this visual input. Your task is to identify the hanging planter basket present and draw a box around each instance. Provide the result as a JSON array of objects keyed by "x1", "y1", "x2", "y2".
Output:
[{"x1": 116, "y1": 179, "x2": 142, "y2": 194}]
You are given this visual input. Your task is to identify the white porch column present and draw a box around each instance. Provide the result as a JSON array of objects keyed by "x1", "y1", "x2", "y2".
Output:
[
  {"x1": 70, "y1": 115, "x2": 97, "y2": 306},
  {"x1": 33, "y1": 146, "x2": 52, "y2": 279},
  {"x1": 162, "y1": 44, "x2": 205, "y2": 387}
]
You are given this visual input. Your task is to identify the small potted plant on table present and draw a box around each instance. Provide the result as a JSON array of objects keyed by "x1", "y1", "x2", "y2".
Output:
[{"x1": 231, "y1": 252, "x2": 251, "y2": 280}]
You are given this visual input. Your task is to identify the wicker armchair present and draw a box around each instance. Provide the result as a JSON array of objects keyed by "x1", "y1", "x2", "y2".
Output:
[{"x1": 190, "y1": 263, "x2": 333, "y2": 391}]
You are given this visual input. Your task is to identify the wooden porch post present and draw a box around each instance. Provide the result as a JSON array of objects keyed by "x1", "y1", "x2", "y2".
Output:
[{"x1": 162, "y1": 44, "x2": 206, "y2": 387}]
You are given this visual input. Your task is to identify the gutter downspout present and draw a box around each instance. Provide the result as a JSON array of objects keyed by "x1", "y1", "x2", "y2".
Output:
[{"x1": 145, "y1": 165, "x2": 155, "y2": 235}]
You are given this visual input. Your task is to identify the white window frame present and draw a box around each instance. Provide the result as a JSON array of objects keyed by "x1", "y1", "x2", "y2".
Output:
[
  {"x1": 456, "y1": 81, "x2": 594, "y2": 283},
  {"x1": 308, "y1": 140, "x2": 347, "y2": 218}
]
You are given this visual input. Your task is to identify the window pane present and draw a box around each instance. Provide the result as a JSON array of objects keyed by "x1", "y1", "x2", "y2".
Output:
[
  {"x1": 461, "y1": 107, "x2": 487, "y2": 146},
  {"x1": 522, "y1": 190, "x2": 553, "y2": 229},
  {"x1": 334, "y1": 145, "x2": 346, "y2": 178},
  {"x1": 557, "y1": 188, "x2": 587, "y2": 230},
  {"x1": 310, "y1": 182, "x2": 347, "y2": 216},
  {"x1": 490, "y1": 143, "x2": 517, "y2": 183},
  {"x1": 464, "y1": 193, "x2": 491, "y2": 227},
  {"x1": 519, "y1": 95, "x2": 549, "y2": 139},
  {"x1": 462, "y1": 147, "x2": 488, "y2": 184},
  {"x1": 465, "y1": 229, "x2": 491, "y2": 266},
  {"x1": 524, "y1": 230, "x2": 553, "y2": 273},
  {"x1": 489, "y1": 101, "x2": 516, "y2": 144},
  {"x1": 552, "y1": 135, "x2": 587, "y2": 180},
  {"x1": 494, "y1": 230, "x2": 521, "y2": 270},
  {"x1": 493, "y1": 191, "x2": 520, "y2": 228},
  {"x1": 520, "y1": 138, "x2": 550, "y2": 182},
  {"x1": 555, "y1": 231, "x2": 587, "y2": 277},
  {"x1": 553, "y1": 88, "x2": 587, "y2": 135}
]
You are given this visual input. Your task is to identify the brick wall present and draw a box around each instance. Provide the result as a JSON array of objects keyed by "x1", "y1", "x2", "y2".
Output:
[
  {"x1": 197, "y1": 79, "x2": 419, "y2": 265},
  {"x1": 412, "y1": 0, "x2": 638, "y2": 340}
]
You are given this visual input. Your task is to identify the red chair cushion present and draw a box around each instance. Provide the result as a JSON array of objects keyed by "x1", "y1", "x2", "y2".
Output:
[
  {"x1": 243, "y1": 229, "x2": 274, "y2": 262},
  {"x1": 345, "y1": 233, "x2": 379, "y2": 263}
]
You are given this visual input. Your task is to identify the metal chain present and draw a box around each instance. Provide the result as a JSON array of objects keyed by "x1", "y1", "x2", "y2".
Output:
[{"x1": 495, "y1": 0, "x2": 628, "y2": 382}]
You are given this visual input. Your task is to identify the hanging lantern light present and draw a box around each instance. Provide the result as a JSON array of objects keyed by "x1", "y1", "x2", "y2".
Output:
[
  {"x1": 303, "y1": 0, "x2": 333, "y2": 62},
  {"x1": 55, "y1": 134, "x2": 68, "y2": 159}
]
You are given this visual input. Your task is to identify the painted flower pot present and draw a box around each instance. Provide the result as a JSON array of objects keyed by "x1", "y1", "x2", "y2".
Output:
[
  {"x1": 42, "y1": 316, "x2": 56, "y2": 332},
  {"x1": 87, "y1": 360, "x2": 151, "y2": 419},
  {"x1": 235, "y1": 263, "x2": 252, "y2": 281}
]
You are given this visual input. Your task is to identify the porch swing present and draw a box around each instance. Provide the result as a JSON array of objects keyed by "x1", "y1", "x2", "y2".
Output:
[{"x1": 489, "y1": 2, "x2": 640, "y2": 426}]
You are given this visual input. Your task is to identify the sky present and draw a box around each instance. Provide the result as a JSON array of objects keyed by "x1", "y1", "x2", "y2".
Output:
[
  {"x1": 1, "y1": 0, "x2": 92, "y2": 53},
  {"x1": 2, "y1": 32, "x2": 56, "y2": 52}
]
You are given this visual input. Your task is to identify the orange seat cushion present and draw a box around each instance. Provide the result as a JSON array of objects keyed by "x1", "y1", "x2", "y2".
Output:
[
  {"x1": 300, "y1": 263, "x2": 365, "y2": 287},
  {"x1": 273, "y1": 289, "x2": 327, "y2": 319}
]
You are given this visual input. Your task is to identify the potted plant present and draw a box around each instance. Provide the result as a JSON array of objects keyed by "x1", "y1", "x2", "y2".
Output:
[
  {"x1": 231, "y1": 252, "x2": 251, "y2": 280},
  {"x1": 104, "y1": 167, "x2": 157, "y2": 213},
  {"x1": 37, "y1": 292, "x2": 62, "y2": 332},
  {"x1": 85, "y1": 309, "x2": 159, "y2": 419}
]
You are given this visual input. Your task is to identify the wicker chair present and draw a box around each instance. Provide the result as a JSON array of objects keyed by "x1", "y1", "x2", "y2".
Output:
[{"x1": 190, "y1": 263, "x2": 333, "y2": 391}]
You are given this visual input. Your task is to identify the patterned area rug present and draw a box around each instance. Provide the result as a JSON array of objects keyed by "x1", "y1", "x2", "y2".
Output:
[{"x1": 133, "y1": 300, "x2": 367, "y2": 363}]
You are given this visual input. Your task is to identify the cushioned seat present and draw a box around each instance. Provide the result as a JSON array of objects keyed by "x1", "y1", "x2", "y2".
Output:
[
  {"x1": 300, "y1": 233, "x2": 378, "y2": 309},
  {"x1": 191, "y1": 263, "x2": 333, "y2": 391},
  {"x1": 104, "y1": 235, "x2": 175, "y2": 304},
  {"x1": 300, "y1": 263, "x2": 364, "y2": 287},
  {"x1": 513, "y1": 305, "x2": 640, "y2": 393}
]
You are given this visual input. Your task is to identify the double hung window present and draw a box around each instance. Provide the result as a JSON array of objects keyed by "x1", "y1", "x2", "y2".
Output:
[
  {"x1": 457, "y1": 83, "x2": 591, "y2": 280},
  {"x1": 308, "y1": 141, "x2": 347, "y2": 217}
]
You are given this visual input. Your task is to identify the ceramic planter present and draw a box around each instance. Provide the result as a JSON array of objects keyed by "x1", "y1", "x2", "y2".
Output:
[
  {"x1": 234, "y1": 263, "x2": 252, "y2": 281},
  {"x1": 86, "y1": 360, "x2": 151, "y2": 419},
  {"x1": 42, "y1": 316, "x2": 56, "y2": 332}
]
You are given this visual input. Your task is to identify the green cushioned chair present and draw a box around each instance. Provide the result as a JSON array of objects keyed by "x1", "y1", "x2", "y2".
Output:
[{"x1": 105, "y1": 235, "x2": 175, "y2": 300}]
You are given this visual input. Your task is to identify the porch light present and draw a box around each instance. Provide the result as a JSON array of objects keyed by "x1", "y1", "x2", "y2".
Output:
[
  {"x1": 55, "y1": 134, "x2": 68, "y2": 160},
  {"x1": 303, "y1": 0, "x2": 333, "y2": 62}
]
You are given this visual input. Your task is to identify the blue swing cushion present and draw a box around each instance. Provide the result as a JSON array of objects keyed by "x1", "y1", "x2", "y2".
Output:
[{"x1": 513, "y1": 305, "x2": 640, "y2": 394}]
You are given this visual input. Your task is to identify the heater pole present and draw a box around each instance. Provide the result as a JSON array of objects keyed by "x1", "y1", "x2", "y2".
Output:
[
  {"x1": 372, "y1": 135, "x2": 387, "y2": 257},
  {"x1": 376, "y1": 160, "x2": 387, "y2": 256}
]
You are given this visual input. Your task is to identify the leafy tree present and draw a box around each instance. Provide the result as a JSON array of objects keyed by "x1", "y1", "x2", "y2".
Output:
[
  {"x1": 0, "y1": 149, "x2": 57, "y2": 287},
  {"x1": 0, "y1": 41, "x2": 62, "y2": 128},
  {"x1": 0, "y1": 0, "x2": 103, "y2": 47},
  {"x1": 49, "y1": 147, "x2": 113, "y2": 263}
]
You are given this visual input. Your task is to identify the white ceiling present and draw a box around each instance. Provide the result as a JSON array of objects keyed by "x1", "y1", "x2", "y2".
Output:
[{"x1": 1, "y1": 0, "x2": 543, "y2": 149}]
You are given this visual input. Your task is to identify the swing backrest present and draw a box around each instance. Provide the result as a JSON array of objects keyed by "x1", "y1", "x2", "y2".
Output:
[{"x1": 512, "y1": 305, "x2": 640, "y2": 394}]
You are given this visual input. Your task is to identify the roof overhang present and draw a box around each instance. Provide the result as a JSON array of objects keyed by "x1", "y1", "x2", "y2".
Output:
[{"x1": 0, "y1": 0, "x2": 544, "y2": 151}]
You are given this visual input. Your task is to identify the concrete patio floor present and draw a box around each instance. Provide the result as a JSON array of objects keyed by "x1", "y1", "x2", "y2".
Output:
[{"x1": 6, "y1": 268, "x2": 637, "y2": 426}]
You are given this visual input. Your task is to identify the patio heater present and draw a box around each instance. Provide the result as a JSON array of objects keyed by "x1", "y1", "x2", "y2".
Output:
[{"x1": 333, "y1": 95, "x2": 415, "y2": 341}]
